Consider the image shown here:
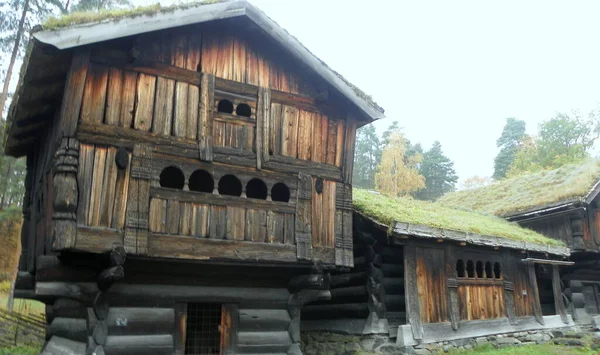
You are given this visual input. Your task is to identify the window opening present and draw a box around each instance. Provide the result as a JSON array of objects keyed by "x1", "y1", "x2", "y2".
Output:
[
  {"x1": 485, "y1": 262, "x2": 493, "y2": 279},
  {"x1": 189, "y1": 170, "x2": 214, "y2": 193},
  {"x1": 456, "y1": 259, "x2": 465, "y2": 278},
  {"x1": 466, "y1": 260, "x2": 474, "y2": 278},
  {"x1": 217, "y1": 99, "x2": 234, "y2": 114},
  {"x1": 476, "y1": 261, "x2": 484, "y2": 278},
  {"x1": 246, "y1": 178, "x2": 267, "y2": 200},
  {"x1": 160, "y1": 166, "x2": 185, "y2": 190},
  {"x1": 271, "y1": 183, "x2": 291, "y2": 203},
  {"x1": 494, "y1": 262, "x2": 502, "y2": 279},
  {"x1": 235, "y1": 103, "x2": 252, "y2": 117},
  {"x1": 185, "y1": 303, "x2": 222, "y2": 355},
  {"x1": 218, "y1": 175, "x2": 242, "y2": 197}
]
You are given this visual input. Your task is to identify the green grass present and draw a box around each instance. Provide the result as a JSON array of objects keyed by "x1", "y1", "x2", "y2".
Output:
[
  {"x1": 353, "y1": 189, "x2": 564, "y2": 247},
  {"x1": 0, "y1": 346, "x2": 40, "y2": 355},
  {"x1": 439, "y1": 159, "x2": 600, "y2": 217},
  {"x1": 0, "y1": 282, "x2": 45, "y2": 317},
  {"x1": 446, "y1": 342, "x2": 597, "y2": 355},
  {"x1": 42, "y1": 0, "x2": 224, "y2": 30}
]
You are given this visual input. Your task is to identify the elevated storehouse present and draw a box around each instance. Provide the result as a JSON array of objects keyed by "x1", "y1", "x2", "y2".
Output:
[
  {"x1": 440, "y1": 160, "x2": 600, "y2": 324},
  {"x1": 301, "y1": 190, "x2": 573, "y2": 351},
  {"x1": 5, "y1": 2, "x2": 384, "y2": 354}
]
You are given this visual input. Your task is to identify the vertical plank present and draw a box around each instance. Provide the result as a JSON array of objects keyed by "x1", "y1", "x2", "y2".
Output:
[
  {"x1": 226, "y1": 207, "x2": 246, "y2": 241},
  {"x1": 88, "y1": 147, "x2": 107, "y2": 226},
  {"x1": 174, "y1": 303, "x2": 187, "y2": 355},
  {"x1": 267, "y1": 211, "x2": 284, "y2": 244},
  {"x1": 256, "y1": 87, "x2": 271, "y2": 168},
  {"x1": 105, "y1": 67, "x2": 123, "y2": 126},
  {"x1": 335, "y1": 120, "x2": 345, "y2": 167},
  {"x1": 257, "y1": 55, "x2": 270, "y2": 88},
  {"x1": 174, "y1": 82, "x2": 189, "y2": 138},
  {"x1": 281, "y1": 105, "x2": 299, "y2": 158},
  {"x1": 119, "y1": 71, "x2": 137, "y2": 128},
  {"x1": 269, "y1": 103, "x2": 282, "y2": 156},
  {"x1": 342, "y1": 118, "x2": 357, "y2": 183},
  {"x1": 553, "y1": 264, "x2": 568, "y2": 324},
  {"x1": 193, "y1": 204, "x2": 210, "y2": 238},
  {"x1": 99, "y1": 148, "x2": 118, "y2": 227},
  {"x1": 80, "y1": 64, "x2": 109, "y2": 124},
  {"x1": 111, "y1": 151, "x2": 131, "y2": 229},
  {"x1": 288, "y1": 73, "x2": 299, "y2": 94},
  {"x1": 283, "y1": 213, "x2": 295, "y2": 246},
  {"x1": 221, "y1": 304, "x2": 238, "y2": 355},
  {"x1": 326, "y1": 118, "x2": 337, "y2": 165},
  {"x1": 152, "y1": 77, "x2": 175, "y2": 136},
  {"x1": 296, "y1": 173, "x2": 313, "y2": 260},
  {"x1": 59, "y1": 48, "x2": 89, "y2": 137},
  {"x1": 232, "y1": 38, "x2": 247, "y2": 83},
  {"x1": 404, "y1": 244, "x2": 423, "y2": 340},
  {"x1": 200, "y1": 32, "x2": 218, "y2": 75},
  {"x1": 134, "y1": 73, "x2": 156, "y2": 131},
  {"x1": 209, "y1": 205, "x2": 226, "y2": 239},
  {"x1": 199, "y1": 73, "x2": 215, "y2": 161},
  {"x1": 245, "y1": 47, "x2": 259, "y2": 86},
  {"x1": 77, "y1": 144, "x2": 95, "y2": 225},
  {"x1": 311, "y1": 113, "x2": 323, "y2": 163},
  {"x1": 186, "y1": 32, "x2": 202, "y2": 72},
  {"x1": 216, "y1": 34, "x2": 234, "y2": 80},
  {"x1": 166, "y1": 200, "x2": 180, "y2": 235},
  {"x1": 311, "y1": 178, "x2": 323, "y2": 247},
  {"x1": 297, "y1": 110, "x2": 313, "y2": 161},
  {"x1": 186, "y1": 85, "x2": 199, "y2": 140},
  {"x1": 179, "y1": 202, "x2": 192, "y2": 236},
  {"x1": 149, "y1": 198, "x2": 167, "y2": 233},
  {"x1": 269, "y1": 64, "x2": 280, "y2": 91},
  {"x1": 502, "y1": 250, "x2": 518, "y2": 324},
  {"x1": 528, "y1": 263, "x2": 544, "y2": 325}
]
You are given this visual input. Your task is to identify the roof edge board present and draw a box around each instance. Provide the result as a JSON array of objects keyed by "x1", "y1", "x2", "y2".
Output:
[{"x1": 32, "y1": 1, "x2": 247, "y2": 50}]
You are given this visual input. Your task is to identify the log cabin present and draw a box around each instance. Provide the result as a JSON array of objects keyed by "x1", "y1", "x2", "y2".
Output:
[
  {"x1": 4, "y1": 1, "x2": 384, "y2": 354},
  {"x1": 439, "y1": 159, "x2": 600, "y2": 325},
  {"x1": 301, "y1": 190, "x2": 574, "y2": 350}
]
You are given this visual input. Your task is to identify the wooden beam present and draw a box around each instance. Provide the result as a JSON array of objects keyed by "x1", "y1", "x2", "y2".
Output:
[
  {"x1": 59, "y1": 48, "x2": 90, "y2": 137},
  {"x1": 404, "y1": 244, "x2": 423, "y2": 340},
  {"x1": 528, "y1": 263, "x2": 544, "y2": 325},
  {"x1": 552, "y1": 265, "x2": 568, "y2": 324},
  {"x1": 521, "y1": 258, "x2": 574, "y2": 266}
]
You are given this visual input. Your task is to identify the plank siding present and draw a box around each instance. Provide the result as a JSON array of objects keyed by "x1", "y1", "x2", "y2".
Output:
[
  {"x1": 415, "y1": 247, "x2": 448, "y2": 323},
  {"x1": 457, "y1": 285, "x2": 505, "y2": 321}
]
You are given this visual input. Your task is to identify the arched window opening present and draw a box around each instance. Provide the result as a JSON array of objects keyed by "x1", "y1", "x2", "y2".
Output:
[
  {"x1": 236, "y1": 103, "x2": 252, "y2": 117},
  {"x1": 271, "y1": 183, "x2": 291, "y2": 203},
  {"x1": 456, "y1": 259, "x2": 465, "y2": 278},
  {"x1": 160, "y1": 166, "x2": 185, "y2": 190},
  {"x1": 466, "y1": 260, "x2": 475, "y2": 278},
  {"x1": 189, "y1": 170, "x2": 214, "y2": 193},
  {"x1": 494, "y1": 262, "x2": 502, "y2": 279},
  {"x1": 485, "y1": 262, "x2": 493, "y2": 279},
  {"x1": 246, "y1": 178, "x2": 267, "y2": 200},
  {"x1": 218, "y1": 174, "x2": 242, "y2": 197},
  {"x1": 217, "y1": 99, "x2": 234, "y2": 114},
  {"x1": 476, "y1": 261, "x2": 484, "y2": 278}
]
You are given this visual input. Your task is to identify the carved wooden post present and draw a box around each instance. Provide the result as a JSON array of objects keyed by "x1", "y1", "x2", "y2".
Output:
[
  {"x1": 570, "y1": 214, "x2": 585, "y2": 250},
  {"x1": 124, "y1": 144, "x2": 152, "y2": 254},
  {"x1": 295, "y1": 173, "x2": 313, "y2": 260},
  {"x1": 335, "y1": 183, "x2": 353, "y2": 266},
  {"x1": 52, "y1": 138, "x2": 79, "y2": 250},
  {"x1": 404, "y1": 243, "x2": 423, "y2": 340},
  {"x1": 199, "y1": 73, "x2": 214, "y2": 162}
]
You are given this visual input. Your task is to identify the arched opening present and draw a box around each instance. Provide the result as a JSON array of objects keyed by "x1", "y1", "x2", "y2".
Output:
[
  {"x1": 160, "y1": 166, "x2": 185, "y2": 190},
  {"x1": 466, "y1": 260, "x2": 475, "y2": 278},
  {"x1": 217, "y1": 99, "x2": 234, "y2": 114},
  {"x1": 235, "y1": 103, "x2": 252, "y2": 117},
  {"x1": 271, "y1": 183, "x2": 290, "y2": 203},
  {"x1": 456, "y1": 259, "x2": 465, "y2": 278},
  {"x1": 218, "y1": 175, "x2": 242, "y2": 197},
  {"x1": 476, "y1": 261, "x2": 484, "y2": 278},
  {"x1": 189, "y1": 170, "x2": 214, "y2": 193},
  {"x1": 485, "y1": 262, "x2": 493, "y2": 279},
  {"x1": 494, "y1": 262, "x2": 502, "y2": 279},
  {"x1": 246, "y1": 178, "x2": 267, "y2": 200}
]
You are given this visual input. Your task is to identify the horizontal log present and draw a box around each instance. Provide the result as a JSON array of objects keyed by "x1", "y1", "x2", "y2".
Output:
[
  {"x1": 88, "y1": 307, "x2": 175, "y2": 336},
  {"x1": 330, "y1": 272, "x2": 367, "y2": 288},
  {"x1": 36, "y1": 255, "x2": 97, "y2": 282},
  {"x1": 381, "y1": 246, "x2": 404, "y2": 260},
  {"x1": 383, "y1": 278, "x2": 404, "y2": 294},
  {"x1": 385, "y1": 294, "x2": 406, "y2": 310},
  {"x1": 238, "y1": 309, "x2": 291, "y2": 331},
  {"x1": 41, "y1": 336, "x2": 87, "y2": 355},
  {"x1": 47, "y1": 318, "x2": 88, "y2": 343},
  {"x1": 148, "y1": 233, "x2": 299, "y2": 264},
  {"x1": 382, "y1": 263, "x2": 404, "y2": 276},
  {"x1": 15, "y1": 271, "x2": 35, "y2": 290},
  {"x1": 36, "y1": 282, "x2": 99, "y2": 303},
  {"x1": 264, "y1": 155, "x2": 342, "y2": 182},
  {"x1": 237, "y1": 330, "x2": 292, "y2": 347},
  {"x1": 288, "y1": 274, "x2": 331, "y2": 293},
  {"x1": 75, "y1": 226, "x2": 123, "y2": 254},
  {"x1": 103, "y1": 334, "x2": 173, "y2": 355},
  {"x1": 302, "y1": 303, "x2": 369, "y2": 318},
  {"x1": 330, "y1": 285, "x2": 367, "y2": 299},
  {"x1": 47, "y1": 298, "x2": 88, "y2": 322}
]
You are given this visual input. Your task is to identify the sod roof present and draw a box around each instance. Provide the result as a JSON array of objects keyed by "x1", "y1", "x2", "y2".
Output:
[
  {"x1": 438, "y1": 159, "x2": 600, "y2": 217},
  {"x1": 353, "y1": 189, "x2": 568, "y2": 255}
]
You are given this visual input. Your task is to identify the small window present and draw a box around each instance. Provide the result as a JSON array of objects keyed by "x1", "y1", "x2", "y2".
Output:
[
  {"x1": 271, "y1": 183, "x2": 290, "y2": 203},
  {"x1": 217, "y1": 99, "x2": 234, "y2": 114},
  {"x1": 246, "y1": 178, "x2": 267, "y2": 200},
  {"x1": 160, "y1": 166, "x2": 185, "y2": 190},
  {"x1": 476, "y1": 261, "x2": 484, "y2": 278},
  {"x1": 466, "y1": 260, "x2": 474, "y2": 278},
  {"x1": 218, "y1": 175, "x2": 242, "y2": 197},
  {"x1": 189, "y1": 170, "x2": 214, "y2": 193},
  {"x1": 494, "y1": 262, "x2": 502, "y2": 279},
  {"x1": 456, "y1": 259, "x2": 465, "y2": 278},
  {"x1": 485, "y1": 262, "x2": 493, "y2": 279},
  {"x1": 235, "y1": 103, "x2": 252, "y2": 117},
  {"x1": 185, "y1": 303, "x2": 222, "y2": 355}
]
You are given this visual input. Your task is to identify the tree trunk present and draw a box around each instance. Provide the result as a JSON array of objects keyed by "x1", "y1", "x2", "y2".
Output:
[{"x1": 0, "y1": 0, "x2": 30, "y2": 130}]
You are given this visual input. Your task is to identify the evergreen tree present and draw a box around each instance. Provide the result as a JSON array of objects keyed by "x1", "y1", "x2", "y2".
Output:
[
  {"x1": 353, "y1": 124, "x2": 381, "y2": 189},
  {"x1": 415, "y1": 141, "x2": 457, "y2": 201},
  {"x1": 493, "y1": 118, "x2": 526, "y2": 180}
]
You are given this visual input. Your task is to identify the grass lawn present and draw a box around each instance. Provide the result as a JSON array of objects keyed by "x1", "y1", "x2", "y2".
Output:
[
  {"x1": 447, "y1": 342, "x2": 597, "y2": 355},
  {"x1": 0, "y1": 346, "x2": 40, "y2": 355},
  {"x1": 0, "y1": 282, "x2": 45, "y2": 317}
]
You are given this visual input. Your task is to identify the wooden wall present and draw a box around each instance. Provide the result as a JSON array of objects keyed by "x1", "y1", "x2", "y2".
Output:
[
  {"x1": 457, "y1": 285, "x2": 505, "y2": 321},
  {"x1": 513, "y1": 260, "x2": 534, "y2": 317},
  {"x1": 415, "y1": 247, "x2": 448, "y2": 323}
]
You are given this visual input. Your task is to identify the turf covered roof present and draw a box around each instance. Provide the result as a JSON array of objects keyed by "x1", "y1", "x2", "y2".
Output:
[
  {"x1": 438, "y1": 159, "x2": 600, "y2": 217},
  {"x1": 353, "y1": 189, "x2": 569, "y2": 255}
]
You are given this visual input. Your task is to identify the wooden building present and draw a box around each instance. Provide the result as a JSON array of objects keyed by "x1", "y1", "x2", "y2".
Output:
[
  {"x1": 302, "y1": 190, "x2": 574, "y2": 347},
  {"x1": 439, "y1": 159, "x2": 600, "y2": 325},
  {"x1": 4, "y1": 1, "x2": 384, "y2": 354}
]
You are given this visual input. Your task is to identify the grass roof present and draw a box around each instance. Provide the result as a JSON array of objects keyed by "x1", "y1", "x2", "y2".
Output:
[
  {"x1": 438, "y1": 159, "x2": 600, "y2": 217},
  {"x1": 353, "y1": 189, "x2": 564, "y2": 247}
]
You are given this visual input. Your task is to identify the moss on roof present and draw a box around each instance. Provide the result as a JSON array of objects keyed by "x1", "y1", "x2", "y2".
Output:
[
  {"x1": 353, "y1": 189, "x2": 564, "y2": 247},
  {"x1": 438, "y1": 159, "x2": 600, "y2": 217},
  {"x1": 42, "y1": 1, "x2": 223, "y2": 31}
]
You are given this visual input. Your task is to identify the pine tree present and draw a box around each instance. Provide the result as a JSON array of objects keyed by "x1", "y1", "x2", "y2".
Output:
[
  {"x1": 353, "y1": 124, "x2": 381, "y2": 189},
  {"x1": 415, "y1": 141, "x2": 457, "y2": 201},
  {"x1": 493, "y1": 118, "x2": 527, "y2": 180}
]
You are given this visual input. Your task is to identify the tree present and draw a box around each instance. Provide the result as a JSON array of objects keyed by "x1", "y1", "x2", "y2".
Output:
[
  {"x1": 374, "y1": 130, "x2": 425, "y2": 197},
  {"x1": 353, "y1": 124, "x2": 381, "y2": 189},
  {"x1": 460, "y1": 175, "x2": 492, "y2": 190},
  {"x1": 415, "y1": 141, "x2": 458, "y2": 201},
  {"x1": 493, "y1": 118, "x2": 527, "y2": 180}
]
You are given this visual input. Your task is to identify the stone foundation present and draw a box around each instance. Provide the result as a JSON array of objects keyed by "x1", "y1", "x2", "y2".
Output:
[{"x1": 301, "y1": 327, "x2": 578, "y2": 355}]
